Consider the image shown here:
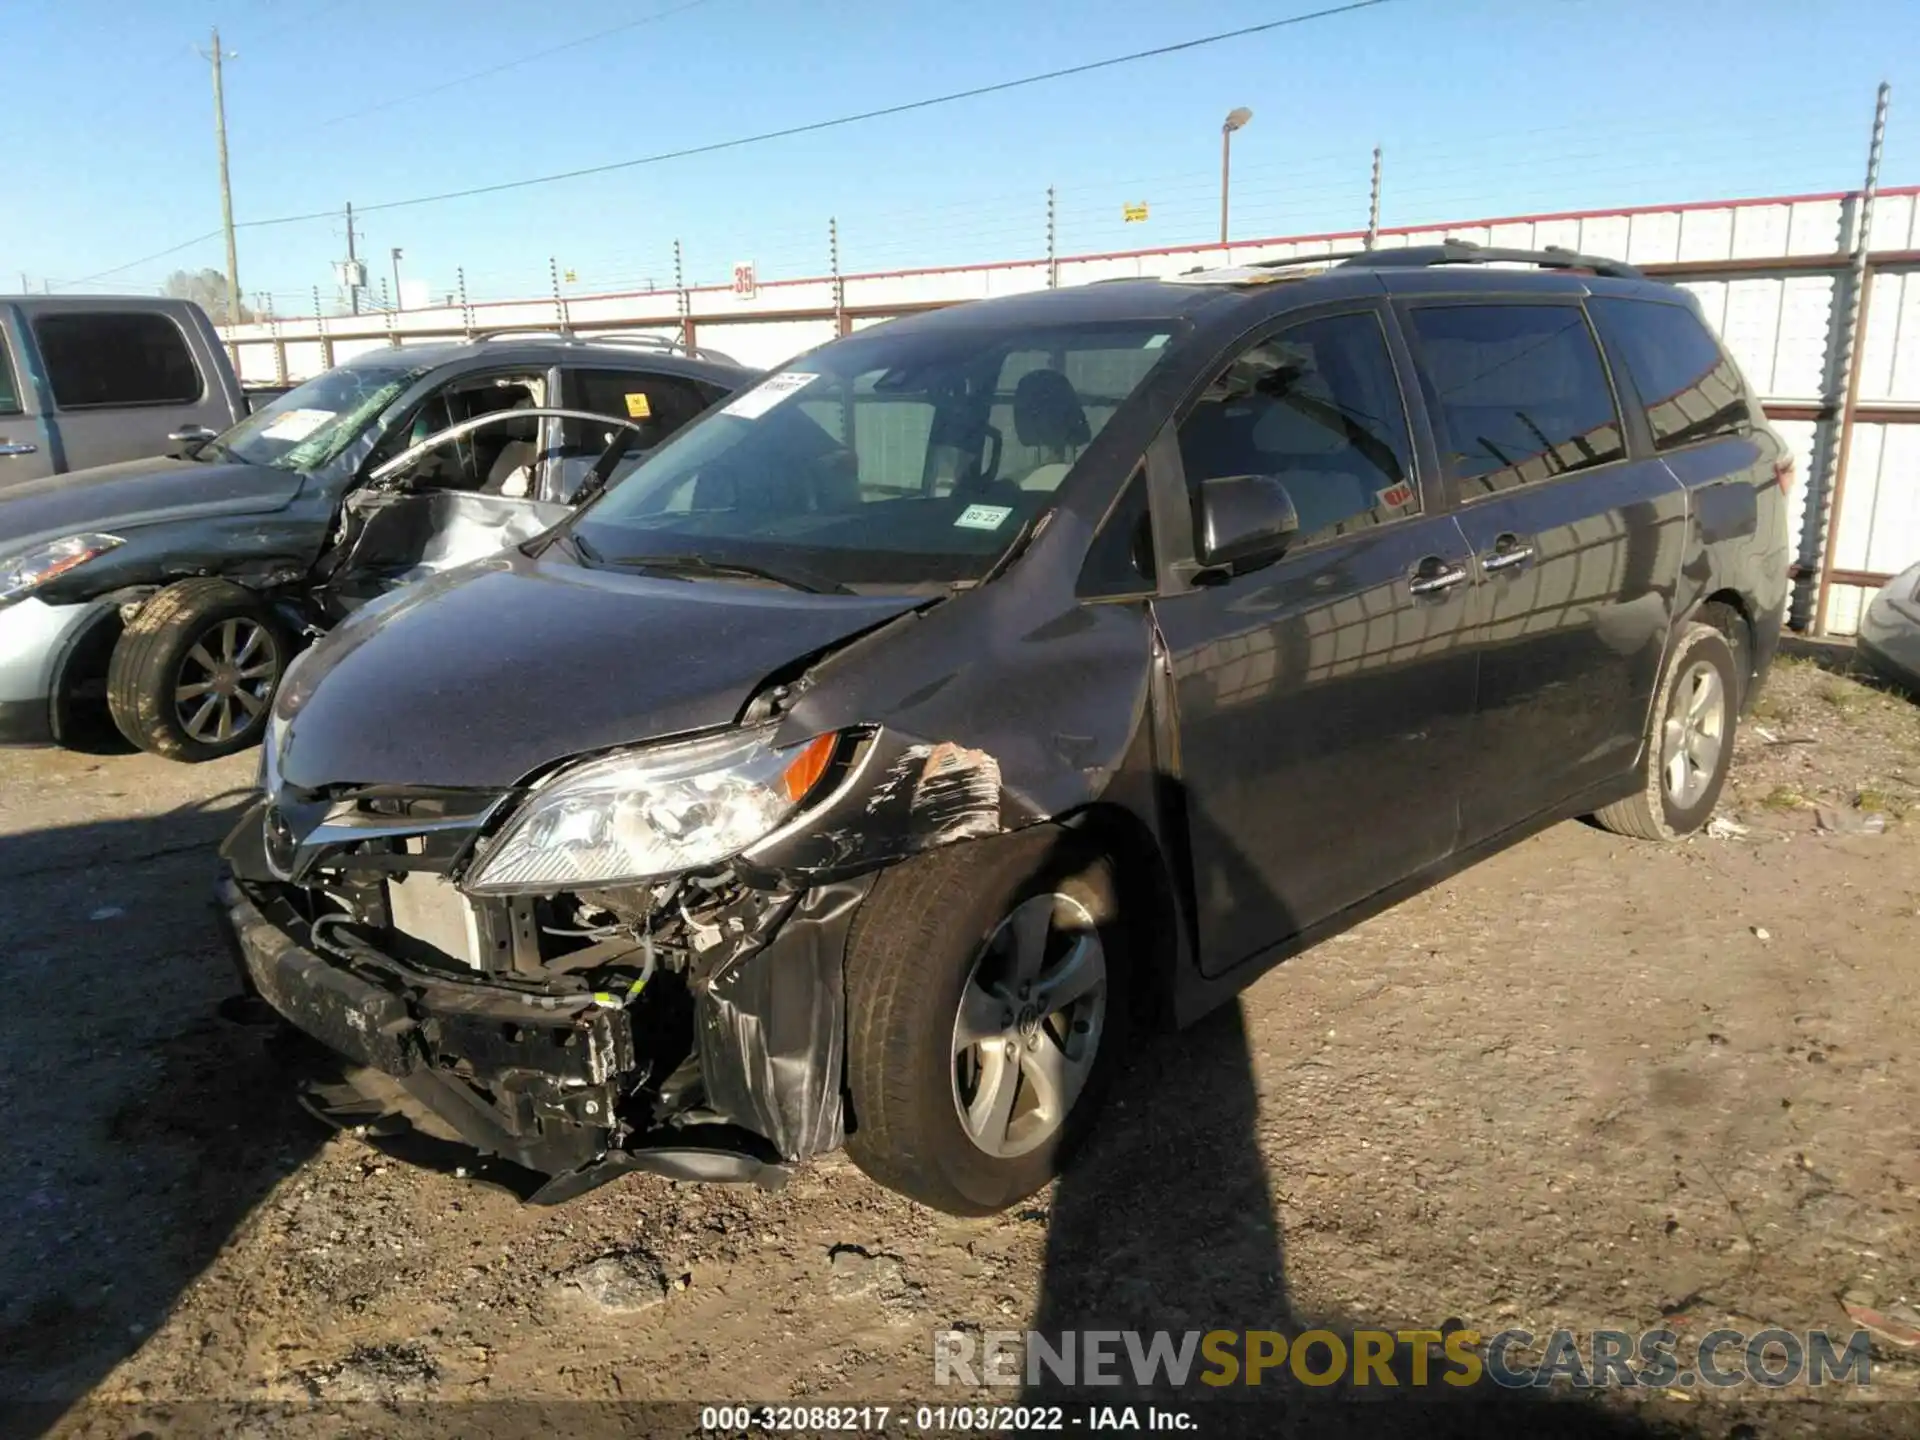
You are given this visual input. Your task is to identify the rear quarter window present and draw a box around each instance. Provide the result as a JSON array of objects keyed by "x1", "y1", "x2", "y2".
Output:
[
  {"x1": 33, "y1": 310, "x2": 204, "y2": 409},
  {"x1": 1588, "y1": 297, "x2": 1755, "y2": 451}
]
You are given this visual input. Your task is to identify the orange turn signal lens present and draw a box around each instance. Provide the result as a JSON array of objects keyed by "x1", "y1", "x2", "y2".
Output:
[{"x1": 779, "y1": 733, "x2": 839, "y2": 805}]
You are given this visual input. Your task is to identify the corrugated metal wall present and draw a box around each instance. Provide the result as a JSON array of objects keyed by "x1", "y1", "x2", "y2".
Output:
[{"x1": 224, "y1": 187, "x2": 1920, "y2": 636}]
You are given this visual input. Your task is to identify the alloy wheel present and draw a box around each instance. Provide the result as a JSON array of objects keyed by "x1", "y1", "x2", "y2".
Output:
[
  {"x1": 951, "y1": 891, "x2": 1108, "y2": 1159},
  {"x1": 173, "y1": 617, "x2": 280, "y2": 746},
  {"x1": 1661, "y1": 659, "x2": 1726, "y2": 810}
]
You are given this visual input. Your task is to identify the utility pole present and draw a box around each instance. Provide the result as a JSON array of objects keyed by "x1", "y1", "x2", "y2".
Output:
[
  {"x1": 202, "y1": 28, "x2": 242, "y2": 327},
  {"x1": 390, "y1": 247, "x2": 404, "y2": 311},
  {"x1": 344, "y1": 202, "x2": 361, "y2": 315}
]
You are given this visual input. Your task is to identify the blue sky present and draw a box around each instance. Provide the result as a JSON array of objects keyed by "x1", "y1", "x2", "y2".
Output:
[{"x1": 4, "y1": 0, "x2": 1915, "y2": 310}]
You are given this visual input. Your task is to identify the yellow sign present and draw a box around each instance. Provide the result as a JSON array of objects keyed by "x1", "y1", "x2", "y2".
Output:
[
  {"x1": 563, "y1": 269, "x2": 577, "y2": 283},
  {"x1": 1123, "y1": 202, "x2": 1150, "y2": 223},
  {"x1": 624, "y1": 392, "x2": 652, "y2": 419}
]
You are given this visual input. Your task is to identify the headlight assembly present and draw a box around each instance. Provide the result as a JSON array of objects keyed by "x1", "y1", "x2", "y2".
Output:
[
  {"x1": 462, "y1": 727, "x2": 839, "y2": 894},
  {"x1": 0, "y1": 533, "x2": 125, "y2": 607}
]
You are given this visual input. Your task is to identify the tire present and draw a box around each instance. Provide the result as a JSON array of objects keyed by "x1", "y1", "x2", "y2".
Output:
[
  {"x1": 1593, "y1": 620, "x2": 1739, "y2": 841},
  {"x1": 107, "y1": 579, "x2": 293, "y2": 762},
  {"x1": 844, "y1": 828, "x2": 1130, "y2": 1215}
]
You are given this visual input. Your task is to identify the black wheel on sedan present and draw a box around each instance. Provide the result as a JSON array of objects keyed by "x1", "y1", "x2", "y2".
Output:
[
  {"x1": 1593, "y1": 619, "x2": 1739, "y2": 841},
  {"x1": 107, "y1": 578, "x2": 293, "y2": 762},
  {"x1": 844, "y1": 828, "x2": 1130, "y2": 1215}
]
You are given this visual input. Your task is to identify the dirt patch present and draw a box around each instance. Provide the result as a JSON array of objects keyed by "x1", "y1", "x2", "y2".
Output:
[{"x1": 2, "y1": 664, "x2": 1918, "y2": 1436}]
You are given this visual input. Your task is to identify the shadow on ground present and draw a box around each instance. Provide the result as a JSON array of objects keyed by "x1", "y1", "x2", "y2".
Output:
[
  {"x1": 1025, "y1": 997, "x2": 1840, "y2": 1438},
  {"x1": 0, "y1": 790, "x2": 327, "y2": 1430}
]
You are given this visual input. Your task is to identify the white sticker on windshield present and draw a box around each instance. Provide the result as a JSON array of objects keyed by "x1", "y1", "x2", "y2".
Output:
[
  {"x1": 954, "y1": 503, "x2": 1013, "y2": 531},
  {"x1": 261, "y1": 407, "x2": 334, "y2": 441},
  {"x1": 722, "y1": 372, "x2": 818, "y2": 420}
]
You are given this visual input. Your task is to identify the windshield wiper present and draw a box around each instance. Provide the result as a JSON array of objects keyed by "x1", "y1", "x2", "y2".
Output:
[{"x1": 607, "y1": 551, "x2": 852, "y2": 595}]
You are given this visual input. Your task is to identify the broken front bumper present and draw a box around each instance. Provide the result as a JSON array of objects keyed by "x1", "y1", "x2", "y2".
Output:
[{"x1": 216, "y1": 799, "x2": 873, "y2": 1201}]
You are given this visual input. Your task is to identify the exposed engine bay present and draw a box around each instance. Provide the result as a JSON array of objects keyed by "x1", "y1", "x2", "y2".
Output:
[{"x1": 219, "y1": 787, "x2": 870, "y2": 1202}]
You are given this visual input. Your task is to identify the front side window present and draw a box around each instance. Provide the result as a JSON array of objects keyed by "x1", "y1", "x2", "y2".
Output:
[
  {"x1": 1588, "y1": 297, "x2": 1753, "y2": 451},
  {"x1": 1177, "y1": 310, "x2": 1418, "y2": 545},
  {"x1": 34, "y1": 311, "x2": 203, "y2": 408},
  {"x1": 1407, "y1": 303, "x2": 1625, "y2": 496},
  {"x1": 571, "y1": 319, "x2": 1180, "y2": 590},
  {"x1": 209, "y1": 360, "x2": 432, "y2": 472}
]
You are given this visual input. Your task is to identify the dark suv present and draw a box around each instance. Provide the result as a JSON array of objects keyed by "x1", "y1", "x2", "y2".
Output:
[
  {"x1": 0, "y1": 333, "x2": 750, "y2": 760},
  {"x1": 218, "y1": 242, "x2": 1791, "y2": 1214}
]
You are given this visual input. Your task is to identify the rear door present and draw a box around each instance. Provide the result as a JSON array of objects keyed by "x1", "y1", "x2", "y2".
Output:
[
  {"x1": 1149, "y1": 303, "x2": 1479, "y2": 974},
  {"x1": 29, "y1": 306, "x2": 228, "y2": 471},
  {"x1": 1399, "y1": 298, "x2": 1687, "y2": 844},
  {"x1": 0, "y1": 309, "x2": 55, "y2": 484}
]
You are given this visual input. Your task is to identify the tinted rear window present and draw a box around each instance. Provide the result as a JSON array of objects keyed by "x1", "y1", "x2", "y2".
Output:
[
  {"x1": 1589, "y1": 297, "x2": 1753, "y2": 451},
  {"x1": 33, "y1": 311, "x2": 203, "y2": 408},
  {"x1": 1407, "y1": 303, "x2": 1625, "y2": 496}
]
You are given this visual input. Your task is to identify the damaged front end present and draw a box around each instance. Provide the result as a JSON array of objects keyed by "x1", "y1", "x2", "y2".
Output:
[{"x1": 217, "y1": 749, "x2": 875, "y2": 1202}]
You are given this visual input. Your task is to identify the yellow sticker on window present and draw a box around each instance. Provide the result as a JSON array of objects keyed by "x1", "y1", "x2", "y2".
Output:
[{"x1": 624, "y1": 392, "x2": 652, "y2": 419}]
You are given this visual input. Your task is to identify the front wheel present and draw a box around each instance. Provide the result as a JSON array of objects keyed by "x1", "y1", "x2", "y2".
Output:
[
  {"x1": 1593, "y1": 620, "x2": 1739, "y2": 840},
  {"x1": 107, "y1": 579, "x2": 293, "y2": 762},
  {"x1": 844, "y1": 829, "x2": 1130, "y2": 1215}
]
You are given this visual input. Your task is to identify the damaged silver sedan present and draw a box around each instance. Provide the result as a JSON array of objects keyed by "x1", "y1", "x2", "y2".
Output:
[{"x1": 219, "y1": 250, "x2": 1790, "y2": 1212}]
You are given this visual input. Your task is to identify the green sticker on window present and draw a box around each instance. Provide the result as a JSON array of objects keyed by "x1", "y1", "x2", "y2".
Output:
[{"x1": 954, "y1": 503, "x2": 1013, "y2": 531}]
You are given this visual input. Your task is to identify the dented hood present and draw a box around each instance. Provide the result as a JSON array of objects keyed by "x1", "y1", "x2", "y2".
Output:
[
  {"x1": 273, "y1": 548, "x2": 923, "y2": 791},
  {"x1": 0, "y1": 456, "x2": 304, "y2": 553}
]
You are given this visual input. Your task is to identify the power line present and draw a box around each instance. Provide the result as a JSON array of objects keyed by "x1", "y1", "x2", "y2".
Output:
[
  {"x1": 75, "y1": 0, "x2": 1401, "y2": 283},
  {"x1": 349, "y1": 0, "x2": 1402, "y2": 217},
  {"x1": 58, "y1": 230, "x2": 227, "y2": 288},
  {"x1": 314, "y1": 0, "x2": 721, "y2": 128}
]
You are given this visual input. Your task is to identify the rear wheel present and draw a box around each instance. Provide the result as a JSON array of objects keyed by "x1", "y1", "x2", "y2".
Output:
[
  {"x1": 1593, "y1": 620, "x2": 1738, "y2": 840},
  {"x1": 844, "y1": 829, "x2": 1129, "y2": 1215},
  {"x1": 107, "y1": 579, "x2": 292, "y2": 762}
]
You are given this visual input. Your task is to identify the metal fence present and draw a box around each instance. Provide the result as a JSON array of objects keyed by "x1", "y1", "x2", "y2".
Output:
[{"x1": 220, "y1": 185, "x2": 1920, "y2": 639}]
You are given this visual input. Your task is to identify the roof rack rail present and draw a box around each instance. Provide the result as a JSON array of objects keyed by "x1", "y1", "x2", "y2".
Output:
[
  {"x1": 1245, "y1": 249, "x2": 1369, "y2": 272},
  {"x1": 1333, "y1": 237, "x2": 1644, "y2": 280},
  {"x1": 474, "y1": 326, "x2": 573, "y2": 343},
  {"x1": 581, "y1": 332, "x2": 742, "y2": 366},
  {"x1": 469, "y1": 326, "x2": 738, "y2": 365}
]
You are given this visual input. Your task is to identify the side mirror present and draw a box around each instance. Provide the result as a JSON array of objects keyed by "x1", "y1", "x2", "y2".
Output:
[
  {"x1": 1195, "y1": 473, "x2": 1299, "y2": 572},
  {"x1": 168, "y1": 424, "x2": 219, "y2": 457}
]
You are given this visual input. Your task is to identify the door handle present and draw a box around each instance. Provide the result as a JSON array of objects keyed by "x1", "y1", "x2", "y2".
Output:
[
  {"x1": 168, "y1": 425, "x2": 219, "y2": 443},
  {"x1": 0, "y1": 442, "x2": 37, "y2": 457},
  {"x1": 1481, "y1": 534, "x2": 1535, "y2": 573},
  {"x1": 1408, "y1": 560, "x2": 1470, "y2": 596}
]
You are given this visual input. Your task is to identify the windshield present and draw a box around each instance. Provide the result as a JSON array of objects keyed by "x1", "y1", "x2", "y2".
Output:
[
  {"x1": 211, "y1": 361, "x2": 431, "y2": 471},
  {"x1": 570, "y1": 318, "x2": 1180, "y2": 589}
]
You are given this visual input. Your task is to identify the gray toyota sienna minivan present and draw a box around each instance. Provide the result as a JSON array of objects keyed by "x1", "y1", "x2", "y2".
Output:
[{"x1": 218, "y1": 242, "x2": 1792, "y2": 1214}]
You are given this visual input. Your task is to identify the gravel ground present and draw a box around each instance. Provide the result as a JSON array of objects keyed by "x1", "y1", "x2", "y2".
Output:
[{"x1": 0, "y1": 656, "x2": 1915, "y2": 1439}]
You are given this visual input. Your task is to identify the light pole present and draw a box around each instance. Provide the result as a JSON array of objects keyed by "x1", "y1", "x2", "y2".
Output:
[
  {"x1": 391, "y1": 247, "x2": 404, "y2": 311},
  {"x1": 1220, "y1": 106, "x2": 1253, "y2": 245}
]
